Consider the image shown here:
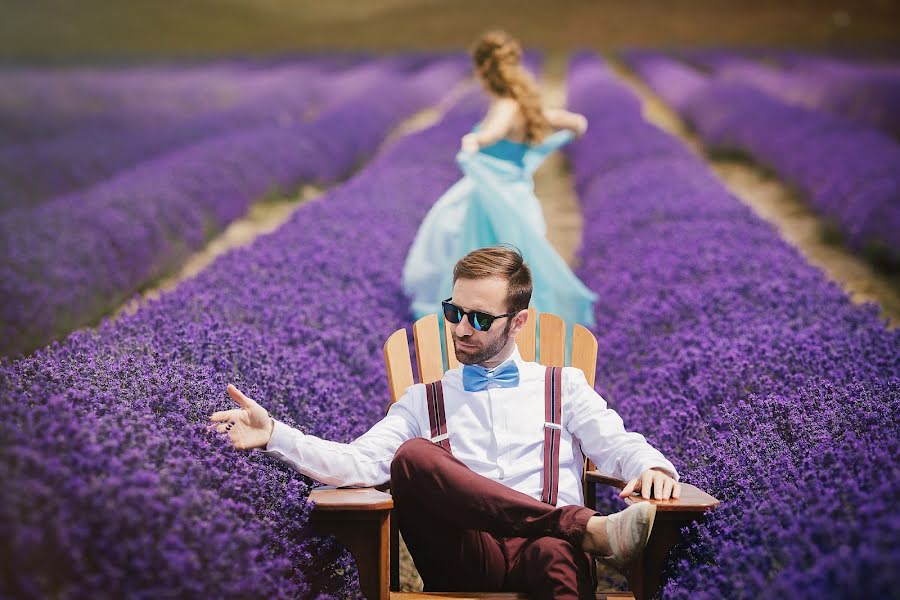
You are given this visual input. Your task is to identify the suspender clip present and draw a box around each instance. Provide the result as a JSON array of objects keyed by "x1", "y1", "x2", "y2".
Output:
[{"x1": 544, "y1": 422, "x2": 561, "y2": 430}]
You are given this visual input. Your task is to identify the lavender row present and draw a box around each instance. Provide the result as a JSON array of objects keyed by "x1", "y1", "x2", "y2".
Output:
[
  {"x1": 0, "y1": 56, "x2": 467, "y2": 209},
  {"x1": 700, "y1": 53, "x2": 900, "y2": 139},
  {"x1": 626, "y1": 53, "x2": 900, "y2": 266},
  {"x1": 0, "y1": 56, "x2": 368, "y2": 146},
  {"x1": 0, "y1": 60, "x2": 336, "y2": 208},
  {"x1": 0, "y1": 57, "x2": 469, "y2": 357},
  {"x1": 567, "y1": 54, "x2": 900, "y2": 598},
  {"x1": 0, "y1": 69, "x2": 485, "y2": 597}
]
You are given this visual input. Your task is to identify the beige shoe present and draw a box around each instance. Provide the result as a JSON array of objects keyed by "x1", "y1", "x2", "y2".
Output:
[{"x1": 599, "y1": 502, "x2": 657, "y2": 572}]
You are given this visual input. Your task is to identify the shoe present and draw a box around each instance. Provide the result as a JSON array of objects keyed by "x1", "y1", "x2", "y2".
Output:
[{"x1": 598, "y1": 502, "x2": 657, "y2": 572}]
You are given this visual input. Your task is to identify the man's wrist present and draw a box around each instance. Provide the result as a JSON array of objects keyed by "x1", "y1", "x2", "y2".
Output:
[
  {"x1": 649, "y1": 466, "x2": 676, "y2": 479},
  {"x1": 266, "y1": 417, "x2": 275, "y2": 446}
]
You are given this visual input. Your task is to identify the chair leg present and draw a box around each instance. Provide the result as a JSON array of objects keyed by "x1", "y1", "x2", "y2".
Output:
[
  {"x1": 390, "y1": 511, "x2": 401, "y2": 590},
  {"x1": 310, "y1": 510, "x2": 391, "y2": 600},
  {"x1": 626, "y1": 514, "x2": 693, "y2": 600}
]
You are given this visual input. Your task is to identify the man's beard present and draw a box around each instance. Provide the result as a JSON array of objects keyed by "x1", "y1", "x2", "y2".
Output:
[{"x1": 452, "y1": 321, "x2": 512, "y2": 365}]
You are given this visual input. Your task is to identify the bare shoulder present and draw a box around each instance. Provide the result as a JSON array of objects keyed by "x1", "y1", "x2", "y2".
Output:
[
  {"x1": 493, "y1": 96, "x2": 519, "y2": 109},
  {"x1": 487, "y1": 97, "x2": 521, "y2": 118}
]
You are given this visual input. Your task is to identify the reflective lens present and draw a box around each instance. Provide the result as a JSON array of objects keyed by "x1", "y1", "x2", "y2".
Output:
[
  {"x1": 441, "y1": 300, "x2": 499, "y2": 332},
  {"x1": 442, "y1": 302, "x2": 463, "y2": 324},
  {"x1": 471, "y1": 312, "x2": 492, "y2": 331}
]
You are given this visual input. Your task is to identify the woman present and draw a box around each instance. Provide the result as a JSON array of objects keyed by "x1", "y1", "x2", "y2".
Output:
[{"x1": 403, "y1": 31, "x2": 596, "y2": 331}]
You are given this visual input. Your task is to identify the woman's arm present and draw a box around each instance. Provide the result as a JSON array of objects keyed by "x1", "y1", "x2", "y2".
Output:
[
  {"x1": 461, "y1": 98, "x2": 519, "y2": 152},
  {"x1": 544, "y1": 107, "x2": 588, "y2": 137}
]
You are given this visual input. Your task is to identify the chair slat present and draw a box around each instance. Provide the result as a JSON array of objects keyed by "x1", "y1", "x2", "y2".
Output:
[
  {"x1": 538, "y1": 312, "x2": 565, "y2": 367},
  {"x1": 413, "y1": 314, "x2": 445, "y2": 384},
  {"x1": 571, "y1": 324, "x2": 598, "y2": 388},
  {"x1": 443, "y1": 316, "x2": 460, "y2": 371},
  {"x1": 383, "y1": 329, "x2": 414, "y2": 408},
  {"x1": 515, "y1": 307, "x2": 537, "y2": 362},
  {"x1": 572, "y1": 323, "x2": 599, "y2": 474}
]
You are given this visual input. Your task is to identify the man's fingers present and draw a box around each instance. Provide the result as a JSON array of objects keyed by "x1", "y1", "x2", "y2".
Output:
[
  {"x1": 619, "y1": 478, "x2": 638, "y2": 498},
  {"x1": 673, "y1": 483, "x2": 682, "y2": 499},
  {"x1": 227, "y1": 384, "x2": 256, "y2": 410},
  {"x1": 654, "y1": 474, "x2": 665, "y2": 500},
  {"x1": 661, "y1": 478, "x2": 673, "y2": 500},
  {"x1": 641, "y1": 471, "x2": 653, "y2": 500},
  {"x1": 210, "y1": 409, "x2": 239, "y2": 422}
]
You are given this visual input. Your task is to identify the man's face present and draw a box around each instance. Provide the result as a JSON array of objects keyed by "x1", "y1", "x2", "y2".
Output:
[{"x1": 450, "y1": 277, "x2": 516, "y2": 365}]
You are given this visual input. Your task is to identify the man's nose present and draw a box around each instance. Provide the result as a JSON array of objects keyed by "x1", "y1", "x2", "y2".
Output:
[{"x1": 455, "y1": 315, "x2": 473, "y2": 336}]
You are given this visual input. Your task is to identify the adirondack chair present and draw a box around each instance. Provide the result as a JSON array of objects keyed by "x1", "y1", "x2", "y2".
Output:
[{"x1": 309, "y1": 309, "x2": 719, "y2": 600}]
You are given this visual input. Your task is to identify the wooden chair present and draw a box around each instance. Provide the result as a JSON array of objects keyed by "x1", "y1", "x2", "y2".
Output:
[{"x1": 309, "y1": 309, "x2": 719, "y2": 599}]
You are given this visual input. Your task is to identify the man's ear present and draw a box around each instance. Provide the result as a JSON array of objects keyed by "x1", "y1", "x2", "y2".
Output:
[{"x1": 508, "y1": 308, "x2": 529, "y2": 338}]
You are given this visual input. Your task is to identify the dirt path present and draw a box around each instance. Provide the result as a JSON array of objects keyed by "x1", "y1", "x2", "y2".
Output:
[
  {"x1": 608, "y1": 58, "x2": 900, "y2": 328},
  {"x1": 534, "y1": 52, "x2": 584, "y2": 268}
]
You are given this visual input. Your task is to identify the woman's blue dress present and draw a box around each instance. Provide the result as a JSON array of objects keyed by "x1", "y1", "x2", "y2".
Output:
[{"x1": 402, "y1": 128, "x2": 597, "y2": 330}]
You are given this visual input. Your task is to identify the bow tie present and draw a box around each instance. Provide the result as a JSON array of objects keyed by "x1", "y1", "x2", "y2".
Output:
[{"x1": 462, "y1": 362, "x2": 520, "y2": 392}]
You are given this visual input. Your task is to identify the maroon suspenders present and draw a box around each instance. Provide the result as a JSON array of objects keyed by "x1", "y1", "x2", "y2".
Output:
[
  {"x1": 541, "y1": 366, "x2": 563, "y2": 507},
  {"x1": 425, "y1": 381, "x2": 452, "y2": 453},
  {"x1": 424, "y1": 367, "x2": 564, "y2": 506}
]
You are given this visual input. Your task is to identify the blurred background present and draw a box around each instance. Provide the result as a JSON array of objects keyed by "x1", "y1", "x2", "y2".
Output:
[{"x1": 2, "y1": 0, "x2": 899, "y2": 61}]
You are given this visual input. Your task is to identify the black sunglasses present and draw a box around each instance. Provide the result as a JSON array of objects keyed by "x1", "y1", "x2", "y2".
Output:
[{"x1": 442, "y1": 298, "x2": 518, "y2": 332}]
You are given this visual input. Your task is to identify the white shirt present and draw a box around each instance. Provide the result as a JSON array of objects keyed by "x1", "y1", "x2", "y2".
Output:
[{"x1": 264, "y1": 347, "x2": 679, "y2": 507}]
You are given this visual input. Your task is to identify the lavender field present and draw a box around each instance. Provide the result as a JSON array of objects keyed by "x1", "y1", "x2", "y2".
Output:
[
  {"x1": 625, "y1": 52, "x2": 900, "y2": 267},
  {"x1": 568, "y1": 55, "x2": 899, "y2": 598},
  {"x1": 1, "y1": 49, "x2": 899, "y2": 599},
  {"x1": 0, "y1": 55, "x2": 468, "y2": 356}
]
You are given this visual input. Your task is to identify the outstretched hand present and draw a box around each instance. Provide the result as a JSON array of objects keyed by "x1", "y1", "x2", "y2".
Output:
[
  {"x1": 619, "y1": 467, "x2": 681, "y2": 500},
  {"x1": 209, "y1": 384, "x2": 274, "y2": 450}
]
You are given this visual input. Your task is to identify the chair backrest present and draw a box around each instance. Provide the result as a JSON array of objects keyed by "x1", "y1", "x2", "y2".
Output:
[{"x1": 383, "y1": 308, "x2": 598, "y2": 403}]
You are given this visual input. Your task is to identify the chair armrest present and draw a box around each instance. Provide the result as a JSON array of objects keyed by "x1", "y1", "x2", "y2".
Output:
[
  {"x1": 585, "y1": 470, "x2": 719, "y2": 515},
  {"x1": 309, "y1": 486, "x2": 394, "y2": 512}
]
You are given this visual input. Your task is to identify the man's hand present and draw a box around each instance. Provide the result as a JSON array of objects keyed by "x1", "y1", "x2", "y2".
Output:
[
  {"x1": 209, "y1": 384, "x2": 275, "y2": 450},
  {"x1": 619, "y1": 467, "x2": 681, "y2": 500}
]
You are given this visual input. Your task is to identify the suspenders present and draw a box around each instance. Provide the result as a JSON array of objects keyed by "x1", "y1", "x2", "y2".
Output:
[
  {"x1": 425, "y1": 381, "x2": 452, "y2": 453},
  {"x1": 424, "y1": 366, "x2": 563, "y2": 506},
  {"x1": 541, "y1": 366, "x2": 563, "y2": 507}
]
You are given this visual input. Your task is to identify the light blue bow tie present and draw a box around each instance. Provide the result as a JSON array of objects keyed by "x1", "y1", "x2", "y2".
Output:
[{"x1": 462, "y1": 362, "x2": 520, "y2": 392}]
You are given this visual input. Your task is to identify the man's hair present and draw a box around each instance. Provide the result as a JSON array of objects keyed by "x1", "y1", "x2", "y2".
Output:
[{"x1": 453, "y1": 245, "x2": 532, "y2": 313}]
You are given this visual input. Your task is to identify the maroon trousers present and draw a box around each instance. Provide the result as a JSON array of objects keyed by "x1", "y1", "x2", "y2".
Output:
[{"x1": 390, "y1": 438, "x2": 599, "y2": 599}]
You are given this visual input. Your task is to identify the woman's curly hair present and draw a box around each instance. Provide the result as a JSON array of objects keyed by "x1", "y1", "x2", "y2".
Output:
[{"x1": 471, "y1": 30, "x2": 550, "y2": 143}]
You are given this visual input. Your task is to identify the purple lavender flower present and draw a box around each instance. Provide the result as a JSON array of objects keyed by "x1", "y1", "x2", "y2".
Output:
[
  {"x1": 625, "y1": 53, "x2": 900, "y2": 267},
  {"x1": 569, "y1": 55, "x2": 900, "y2": 599},
  {"x1": 1, "y1": 56, "x2": 469, "y2": 357},
  {"x1": 0, "y1": 76, "x2": 486, "y2": 597}
]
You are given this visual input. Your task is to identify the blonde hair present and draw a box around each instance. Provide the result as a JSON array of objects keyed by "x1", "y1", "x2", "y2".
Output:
[
  {"x1": 471, "y1": 30, "x2": 551, "y2": 143},
  {"x1": 453, "y1": 246, "x2": 532, "y2": 313}
]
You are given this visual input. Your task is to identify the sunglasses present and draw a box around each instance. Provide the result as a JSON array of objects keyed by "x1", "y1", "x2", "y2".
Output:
[{"x1": 441, "y1": 298, "x2": 518, "y2": 332}]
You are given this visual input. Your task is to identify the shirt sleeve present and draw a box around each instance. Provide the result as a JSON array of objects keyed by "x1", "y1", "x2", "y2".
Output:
[
  {"x1": 262, "y1": 386, "x2": 422, "y2": 487},
  {"x1": 563, "y1": 368, "x2": 679, "y2": 483}
]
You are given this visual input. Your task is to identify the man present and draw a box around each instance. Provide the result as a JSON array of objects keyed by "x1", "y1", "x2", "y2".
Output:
[{"x1": 211, "y1": 246, "x2": 680, "y2": 599}]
